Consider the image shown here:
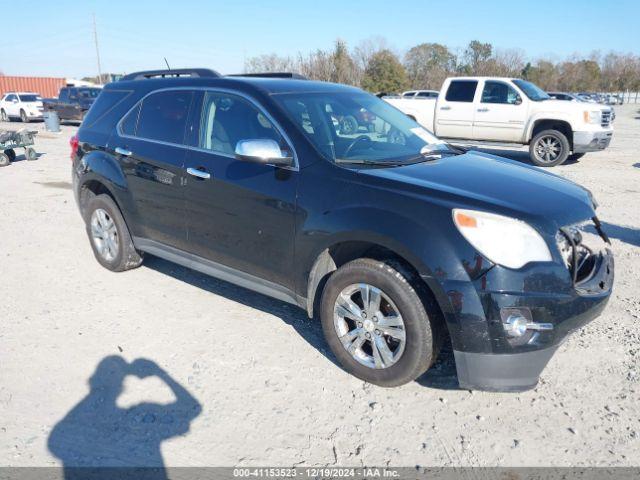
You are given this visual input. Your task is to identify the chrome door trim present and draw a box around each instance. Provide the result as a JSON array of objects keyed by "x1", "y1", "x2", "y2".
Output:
[
  {"x1": 133, "y1": 237, "x2": 306, "y2": 307},
  {"x1": 115, "y1": 86, "x2": 300, "y2": 171}
]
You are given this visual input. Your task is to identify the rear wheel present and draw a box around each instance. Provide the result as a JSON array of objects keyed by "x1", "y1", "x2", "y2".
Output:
[
  {"x1": 84, "y1": 194, "x2": 144, "y2": 272},
  {"x1": 529, "y1": 129, "x2": 570, "y2": 167},
  {"x1": 320, "y1": 258, "x2": 441, "y2": 387},
  {"x1": 0, "y1": 152, "x2": 10, "y2": 167},
  {"x1": 0, "y1": 109, "x2": 7, "y2": 122},
  {"x1": 25, "y1": 147, "x2": 37, "y2": 161},
  {"x1": 20, "y1": 109, "x2": 28, "y2": 123}
]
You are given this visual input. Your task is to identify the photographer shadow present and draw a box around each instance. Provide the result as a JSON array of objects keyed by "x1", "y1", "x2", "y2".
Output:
[{"x1": 48, "y1": 356, "x2": 201, "y2": 480}]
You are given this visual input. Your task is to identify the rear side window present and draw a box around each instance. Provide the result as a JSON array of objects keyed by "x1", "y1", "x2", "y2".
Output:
[
  {"x1": 136, "y1": 90, "x2": 193, "y2": 144},
  {"x1": 120, "y1": 103, "x2": 140, "y2": 136},
  {"x1": 445, "y1": 81, "x2": 478, "y2": 102},
  {"x1": 82, "y1": 90, "x2": 131, "y2": 127}
]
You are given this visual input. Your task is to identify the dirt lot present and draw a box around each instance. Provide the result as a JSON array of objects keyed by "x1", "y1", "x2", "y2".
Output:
[{"x1": 1, "y1": 107, "x2": 639, "y2": 469}]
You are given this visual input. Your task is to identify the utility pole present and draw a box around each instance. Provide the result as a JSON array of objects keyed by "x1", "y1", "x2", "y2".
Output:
[{"x1": 92, "y1": 13, "x2": 103, "y2": 84}]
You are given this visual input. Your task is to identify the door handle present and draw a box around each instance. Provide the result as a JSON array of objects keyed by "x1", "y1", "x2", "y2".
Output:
[
  {"x1": 115, "y1": 147, "x2": 132, "y2": 156},
  {"x1": 186, "y1": 167, "x2": 211, "y2": 180},
  {"x1": 440, "y1": 106, "x2": 451, "y2": 111},
  {"x1": 477, "y1": 108, "x2": 489, "y2": 112}
]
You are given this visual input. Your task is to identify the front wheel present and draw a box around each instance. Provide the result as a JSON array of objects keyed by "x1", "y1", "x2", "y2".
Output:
[
  {"x1": 320, "y1": 258, "x2": 441, "y2": 387},
  {"x1": 84, "y1": 194, "x2": 144, "y2": 272},
  {"x1": 20, "y1": 110, "x2": 29, "y2": 123},
  {"x1": 529, "y1": 129, "x2": 570, "y2": 167}
]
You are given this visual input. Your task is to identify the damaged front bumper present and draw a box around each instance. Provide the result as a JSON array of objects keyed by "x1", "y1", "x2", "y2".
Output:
[{"x1": 434, "y1": 245, "x2": 614, "y2": 392}]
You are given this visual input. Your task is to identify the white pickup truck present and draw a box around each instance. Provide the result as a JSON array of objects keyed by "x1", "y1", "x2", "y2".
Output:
[{"x1": 384, "y1": 77, "x2": 614, "y2": 167}]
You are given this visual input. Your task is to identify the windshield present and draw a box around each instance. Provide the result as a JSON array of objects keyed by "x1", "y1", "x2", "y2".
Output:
[
  {"x1": 512, "y1": 80, "x2": 550, "y2": 102},
  {"x1": 19, "y1": 94, "x2": 40, "y2": 102},
  {"x1": 78, "y1": 88, "x2": 101, "y2": 99},
  {"x1": 273, "y1": 91, "x2": 451, "y2": 164}
]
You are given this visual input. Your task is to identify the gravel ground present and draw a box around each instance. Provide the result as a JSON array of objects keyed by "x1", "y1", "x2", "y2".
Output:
[{"x1": 1, "y1": 106, "x2": 639, "y2": 468}]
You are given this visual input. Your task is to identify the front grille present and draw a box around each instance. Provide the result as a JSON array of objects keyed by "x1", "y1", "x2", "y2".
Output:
[
  {"x1": 601, "y1": 110, "x2": 611, "y2": 127},
  {"x1": 556, "y1": 219, "x2": 609, "y2": 284}
]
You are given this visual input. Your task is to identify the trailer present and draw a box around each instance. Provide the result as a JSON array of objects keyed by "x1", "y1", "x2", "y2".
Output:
[{"x1": 0, "y1": 129, "x2": 37, "y2": 167}]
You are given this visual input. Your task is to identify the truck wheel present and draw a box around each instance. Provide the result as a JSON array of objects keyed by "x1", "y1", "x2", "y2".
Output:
[
  {"x1": 25, "y1": 147, "x2": 37, "y2": 161},
  {"x1": 529, "y1": 130, "x2": 570, "y2": 167},
  {"x1": 0, "y1": 109, "x2": 7, "y2": 122},
  {"x1": 567, "y1": 153, "x2": 585, "y2": 162},
  {"x1": 5, "y1": 149, "x2": 16, "y2": 162},
  {"x1": 20, "y1": 110, "x2": 29, "y2": 123},
  {"x1": 0, "y1": 152, "x2": 10, "y2": 167},
  {"x1": 319, "y1": 258, "x2": 442, "y2": 387},
  {"x1": 84, "y1": 194, "x2": 144, "y2": 272}
]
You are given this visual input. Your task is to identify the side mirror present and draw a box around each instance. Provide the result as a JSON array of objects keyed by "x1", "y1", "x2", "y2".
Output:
[
  {"x1": 235, "y1": 139, "x2": 293, "y2": 167},
  {"x1": 513, "y1": 95, "x2": 523, "y2": 105}
]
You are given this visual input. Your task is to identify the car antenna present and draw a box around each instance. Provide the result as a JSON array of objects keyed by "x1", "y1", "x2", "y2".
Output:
[{"x1": 164, "y1": 57, "x2": 171, "y2": 70}]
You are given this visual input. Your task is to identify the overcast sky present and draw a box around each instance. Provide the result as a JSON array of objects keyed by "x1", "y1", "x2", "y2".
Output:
[{"x1": 2, "y1": 0, "x2": 639, "y2": 79}]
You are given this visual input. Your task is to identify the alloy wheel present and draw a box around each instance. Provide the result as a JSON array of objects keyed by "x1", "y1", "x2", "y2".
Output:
[
  {"x1": 534, "y1": 135, "x2": 562, "y2": 164},
  {"x1": 90, "y1": 208, "x2": 119, "y2": 262},
  {"x1": 333, "y1": 283, "x2": 406, "y2": 369}
]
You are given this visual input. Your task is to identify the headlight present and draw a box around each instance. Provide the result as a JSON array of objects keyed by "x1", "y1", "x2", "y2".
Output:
[
  {"x1": 583, "y1": 110, "x2": 602, "y2": 124},
  {"x1": 452, "y1": 209, "x2": 552, "y2": 269}
]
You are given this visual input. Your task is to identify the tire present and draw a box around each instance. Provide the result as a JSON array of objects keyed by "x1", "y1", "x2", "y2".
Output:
[
  {"x1": 567, "y1": 152, "x2": 585, "y2": 162},
  {"x1": 529, "y1": 129, "x2": 570, "y2": 167},
  {"x1": 25, "y1": 147, "x2": 37, "y2": 161},
  {"x1": 0, "y1": 152, "x2": 10, "y2": 167},
  {"x1": 0, "y1": 109, "x2": 7, "y2": 122},
  {"x1": 340, "y1": 115, "x2": 359, "y2": 135},
  {"x1": 5, "y1": 149, "x2": 16, "y2": 162},
  {"x1": 319, "y1": 258, "x2": 442, "y2": 387},
  {"x1": 20, "y1": 110, "x2": 29, "y2": 123},
  {"x1": 84, "y1": 194, "x2": 144, "y2": 272}
]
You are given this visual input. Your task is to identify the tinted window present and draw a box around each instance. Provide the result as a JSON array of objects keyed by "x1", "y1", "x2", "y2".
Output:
[
  {"x1": 19, "y1": 94, "x2": 39, "y2": 102},
  {"x1": 481, "y1": 81, "x2": 519, "y2": 104},
  {"x1": 199, "y1": 92, "x2": 286, "y2": 156},
  {"x1": 137, "y1": 90, "x2": 193, "y2": 144},
  {"x1": 402, "y1": 92, "x2": 415, "y2": 98},
  {"x1": 59, "y1": 89, "x2": 69, "y2": 102},
  {"x1": 6, "y1": 94, "x2": 17, "y2": 102},
  {"x1": 69, "y1": 89, "x2": 78, "y2": 100},
  {"x1": 416, "y1": 91, "x2": 436, "y2": 98},
  {"x1": 120, "y1": 103, "x2": 140, "y2": 136},
  {"x1": 83, "y1": 90, "x2": 130, "y2": 127},
  {"x1": 445, "y1": 81, "x2": 478, "y2": 102}
]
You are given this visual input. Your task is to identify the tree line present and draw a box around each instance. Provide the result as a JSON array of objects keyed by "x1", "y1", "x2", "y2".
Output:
[{"x1": 245, "y1": 38, "x2": 640, "y2": 93}]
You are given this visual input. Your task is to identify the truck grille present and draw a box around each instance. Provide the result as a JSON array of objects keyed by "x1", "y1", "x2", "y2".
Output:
[
  {"x1": 556, "y1": 218, "x2": 609, "y2": 285},
  {"x1": 601, "y1": 110, "x2": 611, "y2": 127}
]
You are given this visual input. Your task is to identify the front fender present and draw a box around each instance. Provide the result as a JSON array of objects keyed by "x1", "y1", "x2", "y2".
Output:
[{"x1": 524, "y1": 112, "x2": 576, "y2": 142}]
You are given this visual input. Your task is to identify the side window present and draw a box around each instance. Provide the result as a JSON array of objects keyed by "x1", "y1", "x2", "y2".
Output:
[
  {"x1": 199, "y1": 92, "x2": 288, "y2": 157},
  {"x1": 120, "y1": 103, "x2": 140, "y2": 136},
  {"x1": 417, "y1": 91, "x2": 436, "y2": 98},
  {"x1": 481, "y1": 81, "x2": 520, "y2": 104},
  {"x1": 69, "y1": 89, "x2": 78, "y2": 101},
  {"x1": 445, "y1": 81, "x2": 478, "y2": 102},
  {"x1": 136, "y1": 90, "x2": 193, "y2": 144},
  {"x1": 59, "y1": 89, "x2": 69, "y2": 102},
  {"x1": 7, "y1": 94, "x2": 17, "y2": 102},
  {"x1": 403, "y1": 92, "x2": 415, "y2": 98}
]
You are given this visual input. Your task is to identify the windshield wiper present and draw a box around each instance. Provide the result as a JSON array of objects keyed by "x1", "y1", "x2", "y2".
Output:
[
  {"x1": 335, "y1": 158, "x2": 409, "y2": 166},
  {"x1": 336, "y1": 151, "x2": 456, "y2": 167}
]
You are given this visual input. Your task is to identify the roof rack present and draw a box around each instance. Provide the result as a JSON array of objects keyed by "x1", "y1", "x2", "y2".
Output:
[
  {"x1": 120, "y1": 68, "x2": 221, "y2": 81},
  {"x1": 227, "y1": 72, "x2": 308, "y2": 80}
]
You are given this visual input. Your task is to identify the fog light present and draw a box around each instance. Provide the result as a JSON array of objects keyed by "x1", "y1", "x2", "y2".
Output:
[{"x1": 504, "y1": 315, "x2": 529, "y2": 337}]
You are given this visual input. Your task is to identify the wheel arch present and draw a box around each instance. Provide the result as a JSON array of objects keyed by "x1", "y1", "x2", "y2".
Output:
[
  {"x1": 76, "y1": 151, "x2": 129, "y2": 217},
  {"x1": 527, "y1": 118, "x2": 574, "y2": 149}
]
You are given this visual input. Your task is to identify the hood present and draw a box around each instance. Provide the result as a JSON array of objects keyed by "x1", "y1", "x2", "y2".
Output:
[{"x1": 358, "y1": 151, "x2": 595, "y2": 230}]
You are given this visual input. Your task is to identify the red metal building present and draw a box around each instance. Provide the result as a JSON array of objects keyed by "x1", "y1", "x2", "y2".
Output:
[{"x1": 0, "y1": 76, "x2": 66, "y2": 98}]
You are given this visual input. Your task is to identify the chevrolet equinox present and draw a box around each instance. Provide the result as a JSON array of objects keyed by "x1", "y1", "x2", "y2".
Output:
[{"x1": 71, "y1": 69, "x2": 614, "y2": 391}]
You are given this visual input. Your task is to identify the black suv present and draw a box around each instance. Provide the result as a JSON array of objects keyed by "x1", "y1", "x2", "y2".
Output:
[{"x1": 72, "y1": 68, "x2": 614, "y2": 391}]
